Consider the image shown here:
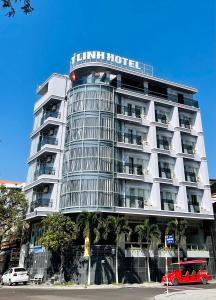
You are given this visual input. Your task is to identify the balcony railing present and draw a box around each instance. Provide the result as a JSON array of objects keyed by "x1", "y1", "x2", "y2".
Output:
[
  {"x1": 117, "y1": 132, "x2": 143, "y2": 145},
  {"x1": 34, "y1": 167, "x2": 55, "y2": 179},
  {"x1": 30, "y1": 198, "x2": 52, "y2": 211},
  {"x1": 115, "y1": 195, "x2": 144, "y2": 209},
  {"x1": 40, "y1": 111, "x2": 61, "y2": 125},
  {"x1": 119, "y1": 84, "x2": 199, "y2": 108},
  {"x1": 115, "y1": 104, "x2": 143, "y2": 118},
  {"x1": 117, "y1": 162, "x2": 144, "y2": 175},
  {"x1": 37, "y1": 137, "x2": 58, "y2": 151}
]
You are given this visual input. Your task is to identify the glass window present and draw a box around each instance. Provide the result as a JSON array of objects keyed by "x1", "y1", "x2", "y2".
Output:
[
  {"x1": 135, "y1": 106, "x2": 141, "y2": 118},
  {"x1": 127, "y1": 104, "x2": 132, "y2": 116}
]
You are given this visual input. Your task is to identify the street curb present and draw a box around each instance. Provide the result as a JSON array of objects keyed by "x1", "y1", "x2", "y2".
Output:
[
  {"x1": 0, "y1": 282, "x2": 162, "y2": 290},
  {"x1": 154, "y1": 288, "x2": 216, "y2": 300}
]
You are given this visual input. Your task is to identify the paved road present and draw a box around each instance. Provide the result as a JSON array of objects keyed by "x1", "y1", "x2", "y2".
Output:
[{"x1": 0, "y1": 283, "x2": 215, "y2": 300}]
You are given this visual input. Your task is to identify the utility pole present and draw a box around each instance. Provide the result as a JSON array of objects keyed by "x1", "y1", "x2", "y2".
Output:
[{"x1": 165, "y1": 235, "x2": 169, "y2": 294}]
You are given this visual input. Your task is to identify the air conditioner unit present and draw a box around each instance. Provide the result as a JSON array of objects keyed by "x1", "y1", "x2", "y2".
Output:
[
  {"x1": 43, "y1": 186, "x2": 49, "y2": 193},
  {"x1": 46, "y1": 156, "x2": 52, "y2": 163},
  {"x1": 51, "y1": 104, "x2": 57, "y2": 111},
  {"x1": 49, "y1": 129, "x2": 55, "y2": 135}
]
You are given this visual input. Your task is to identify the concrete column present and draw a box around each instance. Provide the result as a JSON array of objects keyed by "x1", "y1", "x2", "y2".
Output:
[
  {"x1": 196, "y1": 135, "x2": 206, "y2": 158},
  {"x1": 148, "y1": 100, "x2": 155, "y2": 122},
  {"x1": 177, "y1": 185, "x2": 188, "y2": 211},
  {"x1": 175, "y1": 157, "x2": 185, "y2": 181},
  {"x1": 150, "y1": 182, "x2": 161, "y2": 209},
  {"x1": 149, "y1": 152, "x2": 159, "y2": 178},
  {"x1": 202, "y1": 189, "x2": 214, "y2": 214},
  {"x1": 172, "y1": 131, "x2": 182, "y2": 154},
  {"x1": 194, "y1": 111, "x2": 203, "y2": 133},
  {"x1": 171, "y1": 106, "x2": 179, "y2": 128},
  {"x1": 198, "y1": 160, "x2": 209, "y2": 186},
  {"x1": 148, "y1": 125, "x2": 157, "y2": 149}
]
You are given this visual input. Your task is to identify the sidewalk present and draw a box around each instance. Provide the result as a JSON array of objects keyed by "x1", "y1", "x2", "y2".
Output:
[
  {"x1": 155, "y1": 288, "x2": 216, "y2": 300},
  {"x1": 0, "y1": 281, "x2": 162, "y2": 290}
]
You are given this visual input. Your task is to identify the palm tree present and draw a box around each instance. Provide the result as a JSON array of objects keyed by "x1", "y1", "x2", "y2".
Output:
[
  {"x1": 103, "y1": 215, "x2": 132, "y2": 284},
  {"x1": 135, "y1": 219, "x2": 161, "y2": 282},
  {"x1": 76, "y1": 212, "x2": 99, "y2": 285},
  {"x1": 165, "y1": 218, "x2": 188, "y2": 263},
  {"x1": 39, "y1": 213, "x2": 77, "y2": 282}
]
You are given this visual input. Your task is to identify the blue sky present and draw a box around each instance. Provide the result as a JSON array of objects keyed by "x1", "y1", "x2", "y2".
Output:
[{"x1": 0, "y1": 0, "x2": 215, "y2": 181}]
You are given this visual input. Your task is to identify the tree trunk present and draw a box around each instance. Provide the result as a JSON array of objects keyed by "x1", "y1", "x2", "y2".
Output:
[
  {"x1": 87, "y1": 252, "x2": 91, "y2": 285},
  {"x1": 60, "y1": 250, "x2": 65, "y2": 283},
  {"x1": 115, "y1": 243, "x2": 119, "y2": 284},
  {"x1": 177, "y1": 245, "x2": 180, "y2": 263},
  {"x1": 147, "y1": 254, "x2": 151, "y2": 282}
]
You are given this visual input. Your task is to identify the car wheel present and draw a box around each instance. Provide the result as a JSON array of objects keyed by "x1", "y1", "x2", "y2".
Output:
[
  {"x1": 1, "y1": 279, "x2": 4, "y2": 285},
  {"x1": 172, "y1": 278, "x2": 179, "y2": 286},
  {"x1": 201, "y1": 277, "x2": 207, "y2": 285},
  {"x1": 23, "y1": 282, "x2": 27, "y2": 285},
  {"x1": 8, "y1": 279, "x2": 12, "y2": 286},
  {"x1": 15, "y1": 282, "x2": 18, "y2": 286}
]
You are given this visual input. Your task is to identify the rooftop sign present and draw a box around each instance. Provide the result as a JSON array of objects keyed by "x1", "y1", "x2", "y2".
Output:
[{"x1": 71, "y1": 51, "x2": 153, "y2": 76}]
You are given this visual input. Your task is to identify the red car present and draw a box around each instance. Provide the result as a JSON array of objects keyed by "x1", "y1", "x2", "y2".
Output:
[{"x1": 162, "y1": 259, "x2": 211, "y2": 285}]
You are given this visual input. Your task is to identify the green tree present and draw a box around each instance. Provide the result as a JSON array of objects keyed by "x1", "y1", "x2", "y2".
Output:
[
  {"x1": 165, "y1": 218, "x2": 188, "y2": 263},
  {"x1": 39, "y1": 213, "x2": 77, "y2": 282},
  {"x1": 76, "y1": 212, "x2": 99, "y2": 285},
  {"x1": 0, "y1": 185, "x2": 28, "y2": 246},
  {"x1": 135, "y1": 219, "x2": 161, "y2": 282},
  {"x1": 103, "y1": 215, "x2": 132, "y2": 284},
  {"x1": 1, "y1": 0, "x2": 33, "y2": 17}
]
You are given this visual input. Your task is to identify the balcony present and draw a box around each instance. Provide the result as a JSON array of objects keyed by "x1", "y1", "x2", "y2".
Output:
[
  {"x1": 159, "y1": 167, "x2": 172, "y2": 179},
  {"x1": 179, "y1": 117, "x2": 192, "y2": 129},
  {"x1": 40, "y1": 111, "x2": 61, "y2": 125},
  {"x1": 119, "y1": 84, "x2": 199, "y2": 108},
  {"x1": 115, "y1": 104, "x2": 144, "y2": 118},
  {"x1": 117, "y1": 132, "x2": 143, "y2": 146},
  {"x1": 37, "y1": 137, "x2": 58, "y2": 151},
  {"x1": 30, "y1": 198, "x2": 52, "y2": 211},
  {"x1": 157, "y1": 138, "x2": 171, "y2": 151},
  {"x1": 115, "y1": 194, "x2": 144, "y2": 209},
  {"x1": 117, "y1": 162, "x2": 144, "y2": 176},
  {"x1": 155, "y1": 112, "x2": 168, "y2": 124},
  {"x1": 34, "y1": 166, "x2": 55, "y2": 180},
  {"x1": 188, "y1": 203, "x2": 200, "y2": 213},
  {"x1": 161, "y1": 199, "x2": 175, "y2": 211},
  {"x1": 185, "y1": 171, "x2": 197, "y2": 183},
  {"x1": 182, "y1": 143, "x2": 195, "y2": 155}
]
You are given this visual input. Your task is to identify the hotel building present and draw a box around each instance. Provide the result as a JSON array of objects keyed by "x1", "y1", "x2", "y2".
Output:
[{"x1": 24, "y1": 51, "x2": 215, "y2": 283}]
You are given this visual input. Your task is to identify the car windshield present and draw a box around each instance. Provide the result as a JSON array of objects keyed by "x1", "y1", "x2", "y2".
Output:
[{"x1": 14, "y1": 268, "x2": 26, "y2": 272}]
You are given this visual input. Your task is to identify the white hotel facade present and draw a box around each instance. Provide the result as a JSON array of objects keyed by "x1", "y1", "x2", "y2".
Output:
[{"x1": 24, "y1": 51, "x2": 215, "y2": 282}]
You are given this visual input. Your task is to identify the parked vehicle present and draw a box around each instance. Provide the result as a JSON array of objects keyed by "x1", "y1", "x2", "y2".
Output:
[
  {"x1": 162, "y1": 259, "x2": 211, "y2": 285},
  {"x1": 1, "y1": 267, "x2": 29, "y2": 286}
]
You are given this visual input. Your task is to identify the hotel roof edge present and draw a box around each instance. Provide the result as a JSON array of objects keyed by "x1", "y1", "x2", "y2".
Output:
[
  {"x1": 71, "y1": 62, "x2": 198, "y2": 94},
  {"x1": 36, "y1": 73, "x2": 69, "y2": 95}
]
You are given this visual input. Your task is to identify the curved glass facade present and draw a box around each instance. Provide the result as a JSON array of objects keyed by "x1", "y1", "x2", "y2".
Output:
[{"x1": 60, "y1": 84, "x2": 115, "y2": 210}]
